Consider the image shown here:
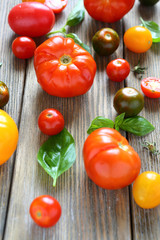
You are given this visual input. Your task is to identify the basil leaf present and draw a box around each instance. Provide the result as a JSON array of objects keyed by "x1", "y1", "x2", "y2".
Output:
[
  {"x1": 87, "y1": 116, "x2": 115, "y2": 134},
  {"x1": 115, "y1": 113, "x2": 125, "y2": 131},
  {"x1": 66, "y1": 0, "x2": 85, "y2": 27},
  {"x1": 119, "y1": 116, "x2": 155, "y2": 136},
  {"x1": 140, "y1": 17, "x2": 160, "y2": 43},
  {"x1": 66, "y1": 33, "x2": 91, "y2": 53},
  {"x1": 37, "y1": 128, "x2": 76, "y2": 186}
]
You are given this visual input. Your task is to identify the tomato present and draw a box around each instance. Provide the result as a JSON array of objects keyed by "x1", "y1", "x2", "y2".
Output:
[
  {"x1": 45, "y1": 0, "x2": 68, "y2": 14},
  {"x1": 141, "y1": 77, "x2": 160, "y2": 98},
  {"x1": 92, "y1": 28, "x2": 120, "y2": 56},
  {"x1": 8, "y1": 2, "x2": 55, "y2": 37},
  {"x1": 0, "y1": 81, "x2": 9, "y2": 108},
  {"x1": 0, "y1": 110, "x2": 19, "y2": 165},
  {"x1": 34, "y1": 36, "x2": 97, "y2": 97},
  {"x1": 22, "y1": 0, "x2": 45, "y2": 2},
  {"x1": 139, "y1": 0, "x2": 159, "y2": 6},
  {"x1": 113, "y1": 87, "x2": 144, "y2": 117},
  {"x1": 106, "y1": 59, "x2": 130, "y2": 82},
  {"x1": 124, "y1": 26, "x2": 152, "y2": 53},
  {"x1": 12, "y1": 37, "x2": 36, "y2": 59},
  {"x1": 38, "y1": 108, "x2": 64, "y2": 135},
  {"x1": 30, "y1": 195, "x2": 61, "y2": 227},
  {"x1": 83, "y1": 128, "x2": 141, "y2": 189},
  {"x1": 84, "y1": 0, "x2": 135, "y2": 23},
  {"x1": 133, "y1": 171, "x2": 160, "y2": 209}
]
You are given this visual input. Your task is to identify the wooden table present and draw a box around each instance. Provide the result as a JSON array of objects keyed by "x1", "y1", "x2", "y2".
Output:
[{"x1": 0, "y1": 0, "x2": 160, "y2": 239}]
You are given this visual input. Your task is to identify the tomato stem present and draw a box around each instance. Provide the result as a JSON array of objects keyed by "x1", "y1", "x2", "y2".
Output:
[{"x1": 141, "y1": 141, "x2": 160, "y2": 156}]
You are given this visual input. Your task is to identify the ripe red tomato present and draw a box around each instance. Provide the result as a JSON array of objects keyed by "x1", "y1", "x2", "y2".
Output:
[
  {"x1": 12, "y1": 37, "x2": 36, "y2": 59},
  {"x1": 38, "y1": 108, "x2": 64, "y2": 135},
  {"x1": 83, "y1": 128, "x2": 141, "y2": 189},
  {"x1": 141, "y1": 77, "x2": 160, "y2": 98},
  {"x1": 34, "y1": 36, "x2": 97, "y2": 97},
  {"x1": 45, "y1": 0, "x2": 68, "y2": 13},
  {"x1": 8, "y1": 2, "x2": 55, "y2": 37},
  {"x1": 30, "y1": 195, "x2": 61, "y2": 228},
  {"x1": 106, "y1": 58, "x2": 130, "y2": 82},
  {"x1": 84, "y1": 0, "x2": 135, "y2": 23}
]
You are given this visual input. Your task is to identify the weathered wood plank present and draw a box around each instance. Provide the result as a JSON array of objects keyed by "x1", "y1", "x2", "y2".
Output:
[
  {"x1": 3, "y1": 1, "x2": 131, "y2": 239},
  {"x1": 124, "y1": 2, "x2": 160, "y2": 240}
]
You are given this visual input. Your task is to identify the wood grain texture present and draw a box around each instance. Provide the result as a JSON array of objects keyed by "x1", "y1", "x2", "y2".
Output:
[
  {"x1": 3, "y1": 1, "x2": 131, "y2": 240},
  {"x1": 124, "y1": 2, "x2": 160, "y2": 240}
]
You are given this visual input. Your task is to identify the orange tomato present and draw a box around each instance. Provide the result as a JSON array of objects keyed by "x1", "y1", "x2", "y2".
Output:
[
  {"x1": 0, "y1": 110, "x2": 19, "y2": 165},
  {"x1": 22, "y1": 0, "x2": 45, "y2": 3},
  {"x1": 124, "y1": 26, "x2": 152, "y2": 53},
  {"x1": 133, "y1": 171, "x2": 160, "y2": 209}
]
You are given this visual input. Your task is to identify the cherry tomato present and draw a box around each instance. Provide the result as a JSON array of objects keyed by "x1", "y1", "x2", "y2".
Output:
[
  {"x1": 0, "y1": 110, "x2": 19, "y2": 165},
  {"x1": 106, "y1": 59, "x2": 130, "y2": 82},
  {"x1": 141, "y1": 77, "x2": 160, "y2": 98},
  {"x1": 38, "y1": 108, "x2": 64, "y2": 135},
  {"x1": 113, "y1": 87, "x2": 144, "y2": 117},
  {"x1": 8, "y1": 2, "x2": 55, "y2": 37},
  {"x1": 133, "y1": 171, "x2": 160, "y2": 209},
  {"x1": 124, "y1": 26, "x2": 152, "y2": 53},
  {"x1": 12, "y1": 37, "x2": 36, "y2": 59},
  {"x1": 0, "y1": 81, "x2": 9, "y2": 108},
  {"x1": 84, "y1": 0, "x2": 135, "y2": 23},
  {"x1": 34, "y1": 36, "x2": 97, "y2": 97},
  {"x1": 30, "y1": 195, "x2": 61, "y2": 227},
  {"x1": 92, "y1": 28, "x2": 120, "y2": 56},
  {"x1": 83, "y1": 128, "x2": 141, "y2": 189},
  {"x1": 139, "y1": 0, "x2": 159, "y2": 6},
  {"x1": 45, "y1": 0, "x2": 68, "y2": 14}
]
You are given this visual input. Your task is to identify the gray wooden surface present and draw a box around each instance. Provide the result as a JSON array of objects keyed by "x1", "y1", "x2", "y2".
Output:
[{"x1": 0, "y1": 0, "x2": 160, "y2": 239}]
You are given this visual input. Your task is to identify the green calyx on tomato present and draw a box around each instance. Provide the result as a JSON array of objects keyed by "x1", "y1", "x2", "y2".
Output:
[
  {"x1": 0, "y1": 81, "x2": 9, "y2": 108},
  {"x1": 60, "y1": 55, "x2": 72, "y2": 65},
  {"x1": 113, "y1": 87, "x2": 144, "y2": 117},
  {"x1": 92, "y1": 28, "x2": 120, "y2": 56}
]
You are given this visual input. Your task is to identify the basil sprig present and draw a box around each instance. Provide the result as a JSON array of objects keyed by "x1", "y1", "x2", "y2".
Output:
[
  {"x1": 87, "y1": 113, "x2": 155, "y2": 136},
  {"x1": 37, "y1": 128, "x2": 76, "y2": 187},
  {"x1": 140, "y1": 17, "x2": 160, "y2": 43}
]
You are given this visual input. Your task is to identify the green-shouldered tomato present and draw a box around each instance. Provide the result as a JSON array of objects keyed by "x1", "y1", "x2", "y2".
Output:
[
  {"x1": 139, "y1": 0, "x2": 159, "y2": 6},
  {"x1": 0, "y1": 81, "x2": 9, "y2": 108}
]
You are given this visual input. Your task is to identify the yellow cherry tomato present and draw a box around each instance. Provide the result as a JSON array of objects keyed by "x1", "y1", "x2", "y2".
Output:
[
  {"x1": 0, "y1": 110, "x2": 19, "y2": 165},
  {"x1": 124, "y1": 26, "x2": 152, "y2": 53},
  {"x1": 133, "y1": 171, "x2": 160, "y2": 209}
]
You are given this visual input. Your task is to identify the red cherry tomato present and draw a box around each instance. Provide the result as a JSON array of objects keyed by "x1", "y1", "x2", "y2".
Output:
[
  {"x1": 141, "y1": 77, "x2": 160, "y2": 98},
  {"x1": 12, "y1": 37, "x2": 36, "y2": 59},
  {"x1": 45, "y1": 0, "x2": 67, "y2": 13},
  {"x1": 38, "y1": 108, "x2": 64, "y2": 135},
  {"x1": 30, "y1": 195, "x2": 61, "y2": 228},
  {"x1": 8, "y1": 2, "x2": 55, "y2": 37},
  {"x1": 106, "y1": 58, "x2": 130, "y2": 82}
]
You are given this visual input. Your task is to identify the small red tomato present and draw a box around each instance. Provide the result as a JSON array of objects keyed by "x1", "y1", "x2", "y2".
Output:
[
  {"x1": 30, "y1": 195, "x2": 61, "y2": 228},
  {"x1": 45, "y1": 0, "x2": 67, "y2": 14},
  {"x1": 38, "y1": 108, "x2": 64, "y2": 135},
  {"x1": 141, "y1": 77, "x2": 160, "y2": 98},
  {"x1": 106, "y1": 58, "x2": 130, "y2": 82},
  {"x1": 12, "y1": 37, "x2": 36, "y2": 59}
]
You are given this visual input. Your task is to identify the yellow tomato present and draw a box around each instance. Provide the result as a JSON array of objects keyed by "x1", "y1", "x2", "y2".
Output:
[
  {"x1": 133, "y1": 171, "x2": 160, "y2": 209},
  {"x1": 124, "y1": 26, "x2": 152, "y2": 53},
  {"x1": 0, "y1": 110, "x2": 19, "y2": 165}
]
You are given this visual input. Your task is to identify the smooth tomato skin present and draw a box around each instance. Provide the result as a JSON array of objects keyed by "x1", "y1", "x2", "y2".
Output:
[
  {"x1": 34, "y1": 36, "x2": 97, "y2": 97},
  {"x1": 12, "y1": 37, "x2": 36, "y2": 59},
  {"x1": 0, "y1": 110, "x2": 19, "y2": 165},
  {"x1": 113, "y1": 87, "x2": 144, "y2": 117},
  {"x1": 124, "y1": 26, "x2": 152, "y2": 53},
  {"x1": 30, "y1": 195, "x2": 61, "y2": 228},
  {"x1": 106, "y1": 58, "x2": 130, "y2": 82},
  {"x1": 84, "y1": 0, "x2": 135, "y2": 23},
  {"x1": 141, "y1": 77, "x2": 160, "y2": 98},
  {"x1": 45, "y1": 0, "x2": 68, "y2": 14},
  {"x1": 92, "y1": 28, "x2": 120, "y2": 56},
  {"x1": 38, "y1": 108, "x2": 64, "y2": 135},
  {"x1": 0, "y1": 81, "x2": 9, "y2": 108},
  {"x1": 133, "y1": 171, "x2": 160, "y2": 209},
  {"x1": 8, "y1": 2, "x2": 55, "y2": 37},
  {"x1": 83, "y1": 128, "x2": 141, "y2": 189}
]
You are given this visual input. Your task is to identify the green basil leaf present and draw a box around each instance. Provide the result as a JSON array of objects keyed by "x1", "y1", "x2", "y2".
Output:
[
  {"x1": 66, "y1": 33, "x2": 91, "y2": 53},
  {"x1": 66, "y1": 0, "x2": 85, "y2": 27},
  {"x1": 87, "y1": 116, "x2": 115, "y2": 134},
  {"x1": 119, "y1": 116, "x2": 155, "y2": 136},
  {"x1": 115, "y1": 113, "x2": 125, "y2": 131},
  {"x1": 140, "y1": 17, "x2": 160, "y2": 42},
  {"x1": 37, "y1": 128, "x2": 76, "y2": 186}
]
